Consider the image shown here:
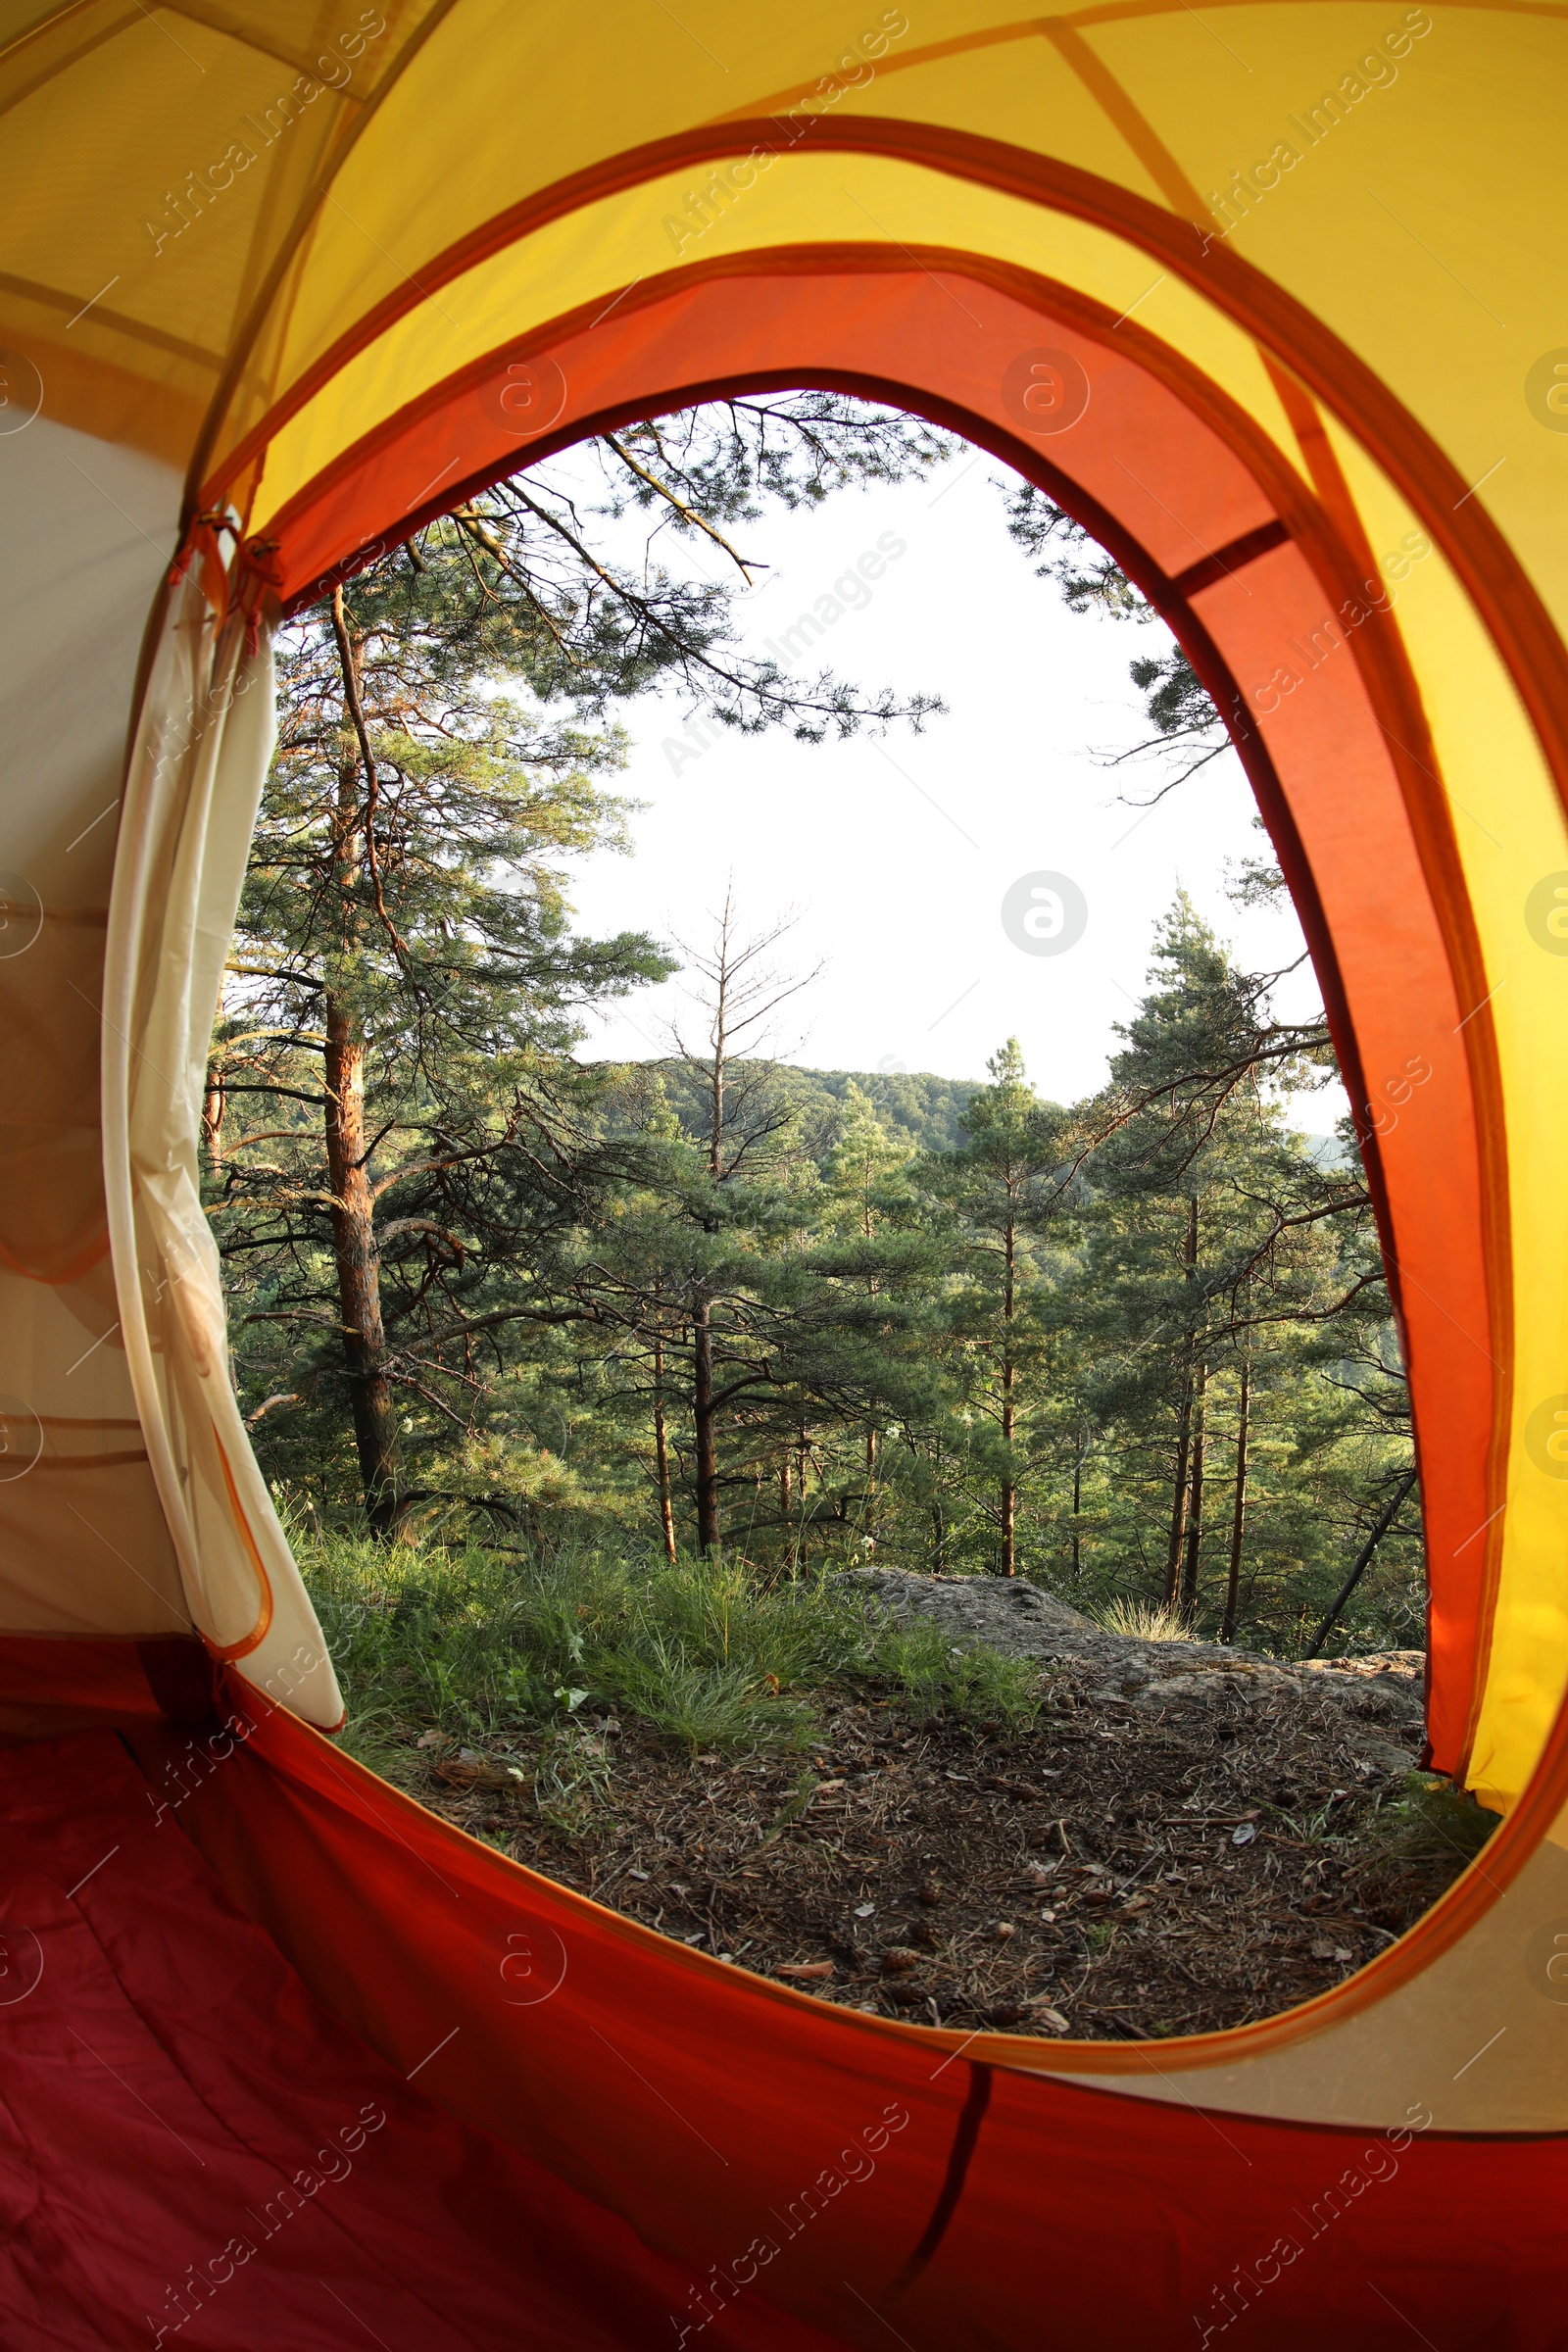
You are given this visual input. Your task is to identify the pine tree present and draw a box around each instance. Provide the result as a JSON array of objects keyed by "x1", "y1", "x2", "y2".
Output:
[
  {"x1": 213, "y1": 397, "x2": 951, "y2": 1533},
  {"x1": 926, "y1": 1041, "x2": 1072, "y2": 1576}
]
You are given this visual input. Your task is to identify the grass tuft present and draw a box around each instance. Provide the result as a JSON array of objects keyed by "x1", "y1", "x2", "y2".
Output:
[
  {"x1": 1096, "y1": 1597, "x2": 1198, "y2": 1644},
  {"x1": 877, "y1": 1620, "x2": 1040, "y2": 1732},
  {"x1": 606, "y1": 1636, "x2": 808, "y2": 1755}
]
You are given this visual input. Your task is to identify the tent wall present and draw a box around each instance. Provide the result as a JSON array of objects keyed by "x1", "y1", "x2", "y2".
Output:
[
  {"x1": 122, "y1": 1659, "x2": 1568, "y2": 2350},
  {"x1": 102, "y1": 548, "x2": 345, "y2": 1719},
  {"x1": 3, "y1": 1624, "x2": 1567, "y2": 2341},
  {"x1": 0, "y1": 410, "x2": 342, "y2": 1713},
  {"x1": 0, "y1": 417, "x2": 188, "y2": 1637}
]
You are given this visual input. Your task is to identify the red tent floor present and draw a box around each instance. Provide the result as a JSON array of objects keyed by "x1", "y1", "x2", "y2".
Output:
[
  {"x1": 0, "y1": 1729, "x2": 828, "y2": 2352},
  {"x1": 11, "y1": 1705, "x2": 1568, "y2": 2349}
]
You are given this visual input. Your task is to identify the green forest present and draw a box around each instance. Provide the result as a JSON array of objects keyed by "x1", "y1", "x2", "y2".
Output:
[{"x1": 207, "y1": 395, "x2": 1423, "y2": 1661}]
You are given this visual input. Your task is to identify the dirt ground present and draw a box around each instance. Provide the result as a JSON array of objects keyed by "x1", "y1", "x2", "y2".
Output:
[{"x1": 408, "y1": 1573, "x2": 1493, "y2": 2042}]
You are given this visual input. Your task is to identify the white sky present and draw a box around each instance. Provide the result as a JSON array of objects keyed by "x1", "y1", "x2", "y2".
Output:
[{"x1": 561, "y1": 443, "x2": 1332, "y2": 1125}]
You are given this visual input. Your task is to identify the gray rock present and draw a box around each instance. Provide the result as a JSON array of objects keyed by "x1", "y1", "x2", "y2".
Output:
[
  {"x1": 1348, "y1": 1735, "x2": 1421, "y2": 1777},
  {"x1": 830, "y1": 1564, "x2": 1426, "y2": 1730}
]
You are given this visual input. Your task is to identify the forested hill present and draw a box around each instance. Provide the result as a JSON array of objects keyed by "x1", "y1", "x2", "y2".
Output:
[
  {"x1": 604, "y1": 1060, "x2": 984, "y2": 1153},
  {"x1": 780, "y1": 1065, "x2": 982, "y2": 1152}
]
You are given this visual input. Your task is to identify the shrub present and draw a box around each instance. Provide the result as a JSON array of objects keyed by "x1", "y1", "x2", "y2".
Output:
[{"x1": 1372, "y1": 1773, "x2": 1499, "y2": 1868}]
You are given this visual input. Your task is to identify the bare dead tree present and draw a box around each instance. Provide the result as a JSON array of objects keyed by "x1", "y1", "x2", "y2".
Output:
[{"x1": 666, "y1": 888, "x2": 822, "y2": 1550}]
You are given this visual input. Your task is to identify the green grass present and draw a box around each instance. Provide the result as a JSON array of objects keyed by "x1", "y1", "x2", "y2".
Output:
[
  {"x1": 872, "y1": 1619, "x2": 1041, "y2": 1732},
  {"x1": 531, "y1": 1721, "x2": 614, "y2": 1838},
  {"x1": 296, "y1": 1521, "x2": 1040, "y2": 1767},
  {"x1": 1371, "y1": 1772, "x2": 1499, "y2": 1868}
]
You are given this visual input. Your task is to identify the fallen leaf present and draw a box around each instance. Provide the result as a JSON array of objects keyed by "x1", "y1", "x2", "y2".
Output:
[
  {"x1": 416, "y1": 1729, "x2": 446, "y2": 1751},
  {"x1": 1232, "y1": 1823, "x2": 1257, "y2": 1846},
  {"x1": 777, "y1": 1959, "x2": 835, "y2": 1981},
  {"x1": 435, "y1": 1749, "x2": 510, "y2": 1790}
]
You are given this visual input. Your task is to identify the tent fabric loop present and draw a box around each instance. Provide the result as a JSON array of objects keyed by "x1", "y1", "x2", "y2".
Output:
[{"x1": 170, "y1": 512, "x2": 286, "y2": 657}]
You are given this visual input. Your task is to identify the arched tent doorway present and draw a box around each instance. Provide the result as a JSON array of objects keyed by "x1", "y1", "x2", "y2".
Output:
[{"x1": 5, "y1": 6, "x2": 1568, "y2": 2341}]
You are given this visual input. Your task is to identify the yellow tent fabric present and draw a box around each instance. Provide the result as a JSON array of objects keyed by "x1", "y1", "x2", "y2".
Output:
[{"x1": 5, "y1": 0, "x2": 1568, "y2": 2251}]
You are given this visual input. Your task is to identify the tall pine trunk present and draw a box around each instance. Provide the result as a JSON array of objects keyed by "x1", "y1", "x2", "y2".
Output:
[
  {"x1": 323, "y1": 995, "x2": 401, "y2": 1534},
  {"x1": 324, "y1": 592, "x2": 401, "y2": 1536},
  {"x1": 687, "y1": 963, "x2": 729, "y2": 1555},
  {"x1": 1180, "y1": 1349, "x2": 1206, "y2": 1612},
  {"x1": 1000, "y1": 1208, "x2": 1017, "y2": 1575},
  {"x1": 1162, "y1": 1376, "x2": 1192, "y2": 1606},
  {"x1": 692, "y1": 1296, "x2": 719, "y2": 1552},
  {"x1": 653, "y1": 1330, "x2": 677, "y2": 1565},
  {"x1": 1163, "y1": 1196, "x2": 1200, "y2": 1604},
  {"x1": 204, "y1": 975, "x2": 226, "y2": 1170},
  {"x1": 1070, "y1": 1428, "x2": 1083, "y2": 1580},
  {"x1": 202, "y1": 1072, "x2": 225, "y2": 1171},
  {"x1": 1221, "y1": 1360, "x2": 1250, "y2": 1644}
]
